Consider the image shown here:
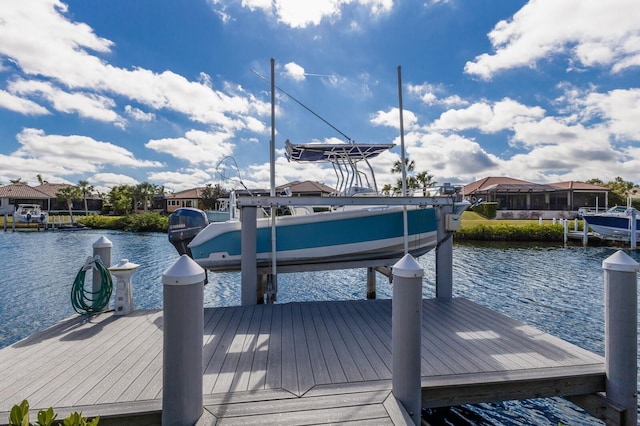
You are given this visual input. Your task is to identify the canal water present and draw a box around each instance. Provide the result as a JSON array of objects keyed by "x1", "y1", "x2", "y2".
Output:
[{"x1": 1, "y1": 229, "x2": 638, "y2": 425}]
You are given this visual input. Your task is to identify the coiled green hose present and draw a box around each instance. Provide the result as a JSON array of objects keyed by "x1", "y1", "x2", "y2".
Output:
[{"x1": 71, "y1": 258, "x2": 113, "y2": 315}]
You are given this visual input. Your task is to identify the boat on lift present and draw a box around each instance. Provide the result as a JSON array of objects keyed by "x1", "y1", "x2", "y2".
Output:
[
  {"x1": 14, "y1": 204, "x2": 48, "y2": 224},
  {"x1": 582, "y1": 205, "x2": 640, "y2": 241},
  {"x1": 168, "y1": 141, "x2": 470, "y2": 272}
]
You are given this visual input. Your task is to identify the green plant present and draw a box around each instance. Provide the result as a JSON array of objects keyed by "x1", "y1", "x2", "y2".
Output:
[{"x1": 9, "y1": 400, "x2": 99, "y2": 426}]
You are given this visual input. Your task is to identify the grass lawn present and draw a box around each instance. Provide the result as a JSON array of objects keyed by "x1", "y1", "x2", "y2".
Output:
[{"x1": 460, "y1": 211, "x2": 567, "y2": 228}]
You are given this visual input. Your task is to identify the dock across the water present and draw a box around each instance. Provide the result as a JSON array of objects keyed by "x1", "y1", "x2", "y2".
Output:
[{"x1": 0, "y1": 298, "x2": 608, "y2": 425}]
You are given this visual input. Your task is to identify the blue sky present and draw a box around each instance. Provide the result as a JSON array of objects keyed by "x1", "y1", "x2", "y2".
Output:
[{"x1": 1, "y1": 0, "x2": 639, "y2": 194}]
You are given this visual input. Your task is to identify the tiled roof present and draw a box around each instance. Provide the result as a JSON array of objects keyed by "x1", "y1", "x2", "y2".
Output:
[
  {"x1": 463, "y1": 177, "x2": 537, "y2": 194},
  {"x1": 549, "y1": 181, "x2": 610, "y2": 191},
  {"x1": 0, "y1": 183, "x2": 50, "y2": 199},
  {"x1": 34, "y1": 183, "x2": 73, "y2": 197}
]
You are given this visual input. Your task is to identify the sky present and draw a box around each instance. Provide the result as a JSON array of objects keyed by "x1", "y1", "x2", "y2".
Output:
[{"x1": 0, "y1": 0, "x2": 639, "y2": 194}]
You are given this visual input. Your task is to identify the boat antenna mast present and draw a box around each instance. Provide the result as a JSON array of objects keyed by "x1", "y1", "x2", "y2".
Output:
[{"x1": 250, "y1": 69, "x2": 354, "y2": 144}]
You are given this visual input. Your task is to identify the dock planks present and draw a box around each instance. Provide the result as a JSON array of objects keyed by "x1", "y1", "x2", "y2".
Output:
[{"x1": 0, "y1": 298, "x2": 604, "y2": 425}]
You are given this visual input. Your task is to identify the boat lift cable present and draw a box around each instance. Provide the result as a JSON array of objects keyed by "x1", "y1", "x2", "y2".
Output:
[
  {"x1": 71, "y1": 256, "x2": 113, "y2": 315},
  {"x1": 250, "y1": 69, "x2": 353, "y2": 143}
]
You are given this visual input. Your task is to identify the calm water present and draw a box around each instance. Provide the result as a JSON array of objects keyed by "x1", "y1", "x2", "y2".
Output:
[{"x1": 1, "y1": 229, "x2": 639, "y2": 425}]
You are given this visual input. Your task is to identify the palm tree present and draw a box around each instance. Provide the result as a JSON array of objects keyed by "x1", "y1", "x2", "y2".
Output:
[
  {"x1": 77, "y1": 180, "x2": 95, "y2": 216},
  {"x1": 415, "y1": 171, "x2": 437, "y2": 195},
  {"x1": 135, "y1": 182, "x2": 158, "y2": 213},
  {"x1": 57, "y1": 186, "x2": 82, "y2": 223},
  {"x1": 36, "y1": 174, "x2": 48, "y2": 185},
  {"x1": 9, "y1": 178, "x2": 22, "y2": 184},
  {"x1": 381, "y1": 184, "x2": 393, "y2": 196},
  {"x1": 391, "y1": 158, "x2": 415, "y2": 174}
]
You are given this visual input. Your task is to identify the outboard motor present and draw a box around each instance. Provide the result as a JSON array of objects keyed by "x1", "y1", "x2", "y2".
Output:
[{"x1": 168, "y1": 208, "x2": 209, "y2": 257}]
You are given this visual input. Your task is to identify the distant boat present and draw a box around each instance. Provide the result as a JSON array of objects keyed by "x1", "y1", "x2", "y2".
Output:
[
  {"x1": 582, "y1": 205, "x2": 640, "y2": 241},
  {"x1": 14, "y1": 204, "x2": 48, "y2": 224},
  {"x1": 169, "y1": 142, "x2": 470, "y2": 272}
]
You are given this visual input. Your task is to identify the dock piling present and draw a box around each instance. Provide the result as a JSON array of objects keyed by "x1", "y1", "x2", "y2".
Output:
[
  {"x1": 630, "y1": 209, "x2": 637, "y2": 250},
  {"x1": 366, "y1": 267, "x2": 376, "y2": 299},
  {"x1": 240, "y1": 206, "x2": 258, "y2": 305},
  {"x1": 392, "y1": 254, "x2": 423, "y2": 425},
  {"x1": 435, "y1": 206, "x2": 453, "y2": 299},
  {"x1": 162, "y1": 254, "x2": 205, "y2": 426},
  {"x1": 602, "y1": 250, "x2": 638, "y2": 426}
]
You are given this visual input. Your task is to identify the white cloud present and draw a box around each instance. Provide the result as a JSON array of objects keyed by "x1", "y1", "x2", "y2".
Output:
[
  {"x1": 284, "y1": 62, "x2": 306, "y2": 81},
  {"x1": 14, "y1": 128, "x2": 162, "y2": 174},
  {"x1": 581, "y1": 88, "x2": 640, "y2": 140},
  {"x1": 216, "y1": 0, "x2": 394, "y2": 28},
  {"x1": 9, "y1": 79, "x2": 124, "y2": 125},
  {"x1": 370, "y1": 107, "x2": 419, "y2": 130},
  {"x1": 0, "y1": 0, "x2": 270, "y2": 131},
  {"x1": 465, "y1": 0, "x2": 640, "y2": 79},
  {"x1": 147, "y1": 169, "x2": 213, "y2": 192},
  {"x1": 125, "y1": 105, "x2": 155, "y2": 122},
  {"x1": 145, "y1": 129, "x2": 235, "y2": 167},
  {"x1": 0, "y1": 89, "x2": 50, "y2": 115}
]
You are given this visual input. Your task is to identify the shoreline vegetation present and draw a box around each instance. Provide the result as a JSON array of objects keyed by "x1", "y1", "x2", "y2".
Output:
[{"x1": 1, "y1": 211, "x2": 584, "y2": 242}]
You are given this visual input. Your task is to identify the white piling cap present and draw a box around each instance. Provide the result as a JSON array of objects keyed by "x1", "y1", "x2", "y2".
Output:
[
  {"x1": 109, "y1": 259, "x2": 140, "y2": 272},
  {"x1": 93, "y1": 236, "x2": 113, "y2": 248},
  {"x1": 392, "y1": 253, "x2": 425, "y2": 278},
  {"x1": 163, "y1": 254, "x2": 206, "y2": 285},
  {"x1": 602, "y1": 250, "x2": 639, "y2": 273}
]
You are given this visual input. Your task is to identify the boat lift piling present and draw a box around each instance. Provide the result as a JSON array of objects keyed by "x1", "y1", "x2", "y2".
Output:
[{"x1": 238, "y1": 194, "x2": 463, "y2": 304}]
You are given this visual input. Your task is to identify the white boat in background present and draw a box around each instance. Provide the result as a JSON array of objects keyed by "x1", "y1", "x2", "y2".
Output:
[
  {"x1": 582, "y1": 205, "x2": 640, "y2": 241},
  {"x1": 169, "y1": 142, "x2": 470, "y2": 272},
  {"x1": 14, "y1": 204, "x2": 48, "y2": 223}
]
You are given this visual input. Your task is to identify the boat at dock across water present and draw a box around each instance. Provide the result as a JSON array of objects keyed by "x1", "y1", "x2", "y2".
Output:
[
  {"x1": 168, "y1": 141, "x2": 470, "y2": 272},
  {"x1": 14, "y1": 204, "x2": 48, "y2": 223},
  {"x1": 582, "y1": 205, "x2": 640, "y2": 241}
]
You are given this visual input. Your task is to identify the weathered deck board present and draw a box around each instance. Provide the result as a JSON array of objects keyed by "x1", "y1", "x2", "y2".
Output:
[{"x1": 0, "y1": 298, "x2": 605, "y2": 425}]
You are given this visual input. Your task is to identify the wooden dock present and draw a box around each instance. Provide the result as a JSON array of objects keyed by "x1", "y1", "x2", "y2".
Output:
[{"x1": 0, "y1": 298, "x2": 605, "y2": 425}]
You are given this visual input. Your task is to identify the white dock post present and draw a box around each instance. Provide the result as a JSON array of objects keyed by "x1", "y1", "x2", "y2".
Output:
[
  {"x1": 162, "y1": 255, "x2": 205, "y2": 426},
  {"x1": 602, "y1": 250, "x2": 638, "y2": 426},
  {"x1": 92, "y1": 237, "x2": 113, "y2": 306},
  {"x1": 436, "y1": 207, "x2": 453, "y2": 299},
  {"x1": 583, "y1": 220, "x2": 589, "y2": 246},
  {"x1": 563, "y1": 219, "x2": 569, "y2": 245},
  {"x1": 240, "y1": 206, "x2": 258, "y2": 305},
  {"x1": 392, "y1": 254, "x2": 423, "y2": 425},
  {"x1": 3, "y1": 213, "x2": 6, "y2": 232},
  {"x1": 538, "y1": 217, "x2": 542, "y2": 226},
  {"x1": 574, "y1": 218, "x2": 578, "y2": 232},
  {"x1": 630, "y1": 208, "x2": 637, "y2": 250}
]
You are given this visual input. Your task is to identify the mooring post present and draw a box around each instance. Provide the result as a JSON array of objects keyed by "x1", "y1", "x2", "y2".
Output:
[
  {"x1": 3, "y1": 213, "x2": 6, "y2": 232},
  {"x1": 162, "y1": 254, "x2": 205, "y2": 426},
  {"x1": 435, "y1": 206, "x2": 453, "y2": 299},
  {"x1": 630, "y1": 208, "x2": 637, "y2": 250},
  {"x1": 240, "y1": 205, "x2": 258, "y2": 305},
  {"x1": 583, "y1": 219, "x2": 589, "y2": 246},
  {"x1": 366, "y1": 267, "x2": 376, "y2": 299},
  {"x1": 563, "y1": 219, "x2": 569, "y2": 245},
  {"x1": 602, "y1": 250, "x2": 638, "y2": 426},
  {"x1": 392, "y1": 254, "x2": 423, "y2": 425},
  {"x1": 92, "y1": 237, "x2": 113, "y2": 307}
]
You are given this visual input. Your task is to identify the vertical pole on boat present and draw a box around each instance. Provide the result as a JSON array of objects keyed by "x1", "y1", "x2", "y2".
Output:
[
  {"x1": 397, "y1": 65, "x2": 409, "y2": 255},
  {"x1": 268, "y1": 57, "x2": 278, "y2": 302},
  {"x1": 162, "y1": 255, "x2": 205, "y2": 426},
  {"x1": 602, "y1": 250, "x2": 638, "y2": 426},
  {"x1": 392, "y1": 254, "x2": 423, "y2": 425}
]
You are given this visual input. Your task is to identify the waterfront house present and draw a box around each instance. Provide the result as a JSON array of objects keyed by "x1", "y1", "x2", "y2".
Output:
[
  {"x1": 463, "y1": 177, "x2": 610, "y2": 219},
  {"x1": 0, "y1": 182, "x2": 103, "y2": 215},
  {"x1": 164, "y1": 180, "x2": 336, "y2": 214}
]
